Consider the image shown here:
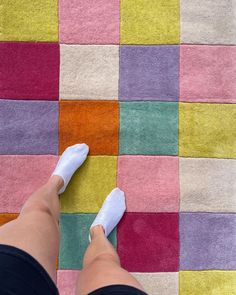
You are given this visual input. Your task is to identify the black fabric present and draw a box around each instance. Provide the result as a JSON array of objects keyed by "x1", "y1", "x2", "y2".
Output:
[
  {"x1": 88, "y1": 284, "x2": 148, "y2": 295},
  {"x1": 0, "y1": 244, "x2": 58, "y2": 295},
  {"x1": 0, "y1": 244, "x2": 148, "y2": 295}
]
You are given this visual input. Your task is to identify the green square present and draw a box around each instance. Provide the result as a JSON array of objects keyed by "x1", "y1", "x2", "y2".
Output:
[
  {"x1": 119, "y1": 102, "x2": 178, "y2": 155},
  {"x1": 59, "y1": 214, "x2": 117, "y2": 269}
]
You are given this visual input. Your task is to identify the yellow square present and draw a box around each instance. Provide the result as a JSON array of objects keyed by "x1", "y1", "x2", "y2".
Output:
[
  {"x1": 120, "y1": 0, "x2": 180, "y2": 44},
  {"x1": 179, "y1": 103, "x2": 236, "y2": 159},
  {"x1": 180, "y1": 271, "x2": 236, "y2": 295},
  {"x1": 1, "y1": 0, "x2": 58, "y2": 41},
  {"x1": 60, "y1": 156, "x2": 117, "y2": 213}
]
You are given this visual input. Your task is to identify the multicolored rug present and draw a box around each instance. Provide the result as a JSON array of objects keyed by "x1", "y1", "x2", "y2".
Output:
[{"x1": 0, "y1": 1, "x2": 236, "y2": 294}]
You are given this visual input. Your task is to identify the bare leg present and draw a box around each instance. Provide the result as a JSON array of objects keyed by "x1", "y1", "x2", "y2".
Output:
[
  {"x1": 0, "y1": 143, "x2": 89, "y2": 284},
  {"x1": 0, "y1": 176, "x2": 63, "y2": 283},
  {"x1": 76, "y1": 225, "x2": 145, "y2": 295}
]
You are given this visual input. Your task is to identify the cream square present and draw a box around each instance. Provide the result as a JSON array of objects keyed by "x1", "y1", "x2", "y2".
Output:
[{"x1": 60, "y1": 45, "x2": 119, "y2": 100}]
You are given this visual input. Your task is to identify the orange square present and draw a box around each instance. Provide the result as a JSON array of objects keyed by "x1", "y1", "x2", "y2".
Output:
[
  {"x1": 0, "y1": 213, "x2": 18, "y2": 226},
  {"x1": 59, "y1": 101, "x2": 119, "y2": 155}
]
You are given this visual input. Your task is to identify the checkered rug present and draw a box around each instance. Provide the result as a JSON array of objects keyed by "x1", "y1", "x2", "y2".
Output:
[{"x1": 0, "y1": 1, "x2": 236, "y2": 294}]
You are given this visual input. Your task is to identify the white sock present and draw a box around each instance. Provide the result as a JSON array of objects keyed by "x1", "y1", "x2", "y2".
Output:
[
  {"x1": 52, "y1": 143, "x2": 89, "y2": 194},
  {"x1": 90, "y1": 188, "x2": 126, "y2": 240}
]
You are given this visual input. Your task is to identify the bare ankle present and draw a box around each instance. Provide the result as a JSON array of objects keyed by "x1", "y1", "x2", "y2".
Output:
[
  {"x1": 47, "y1": 176, "x2": 64, "y2": 193},
  {"x1": 90, "y1": 225, "x2": 105, "y2": 240}
]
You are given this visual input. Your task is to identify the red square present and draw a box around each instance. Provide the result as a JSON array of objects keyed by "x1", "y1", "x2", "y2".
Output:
[
  {"x1": 117, "y1": 213, "x2": 179, "y2": 272},
  {"x1": 0, "y1": 42, "x2": 59, "y2": 100}
]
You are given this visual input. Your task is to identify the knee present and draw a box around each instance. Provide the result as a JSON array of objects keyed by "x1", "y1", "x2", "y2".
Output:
[{"x1": 19, "y1": 200, "x2": 60, "y2": 235}]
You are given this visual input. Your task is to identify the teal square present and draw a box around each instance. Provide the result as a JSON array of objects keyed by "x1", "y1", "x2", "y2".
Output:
[
  {"x1": 59, "y1": 213, "x2": 117, "y2": 269},
  {"x1": 119, "y1": 102, "x2": 178, "y2": 155}
]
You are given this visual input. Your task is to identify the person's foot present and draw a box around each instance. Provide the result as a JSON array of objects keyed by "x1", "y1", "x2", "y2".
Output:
[
  {"x1": 52, "y1": 143, "x2": 89, "y2": 194},
  {"x1": 90, "y1": 188, "x2": 126, "y2": 240}
]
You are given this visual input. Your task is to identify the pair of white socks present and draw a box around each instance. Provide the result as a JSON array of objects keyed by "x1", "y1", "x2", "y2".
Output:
[{"x1": 52, "y1": 144, "x2": 126, "y2": 238}]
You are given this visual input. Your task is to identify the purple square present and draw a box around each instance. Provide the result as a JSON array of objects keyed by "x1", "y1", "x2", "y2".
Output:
[
  {"x1": 180, "y1": 213, "x2": 236, "y2": 270},
  {"x1": 0, "y1": 100, "x2": 58, "y2": 155},
  {"x1": 119, "y1": 46, "x2": 179, "y2": 101}
]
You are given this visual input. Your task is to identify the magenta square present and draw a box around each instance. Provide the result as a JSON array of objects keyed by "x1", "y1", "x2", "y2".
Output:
[
  {"x1": 0, "y1": 42, "x2": 59, "y2": 100},
  {"x1": 59, "y1": 0, "x2": 120, "y2": 44},
  {"x1": 117, "y1": 156, "x2": 179, "y2": 212},
  {"x1": 117, "y1": 213, "x2": 179, "y2": 272}
]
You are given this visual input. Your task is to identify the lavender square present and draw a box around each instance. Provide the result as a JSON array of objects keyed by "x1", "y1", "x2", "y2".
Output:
[
  {"x1": 119, "y1": 46, "x2": 179, "y2": 101},
  {"x1": 180, "y1": 213, "x2": 236, "y2": 270},
  {"x1": 0, "y1": 100, "x2": 58, "y2": 155}
]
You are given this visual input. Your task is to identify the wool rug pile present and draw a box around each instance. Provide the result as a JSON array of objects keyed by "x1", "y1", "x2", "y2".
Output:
[{"x1": 0, "y1": 1, "x2": 236, "y2": 294}]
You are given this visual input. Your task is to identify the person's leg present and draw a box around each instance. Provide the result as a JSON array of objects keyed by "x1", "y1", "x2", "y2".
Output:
[
  {"x1": 0, "y1": 176, "x2": 62, "y2": 283},
  {"x1": 76, "y1": 189, "x2": 145, "y2": 295},
  {"x1": 0, "y1": 143, "x2": 89, "y2": 284},
  {"x1": 77, "y1": 226, "x2": 145, "y2": 295}
]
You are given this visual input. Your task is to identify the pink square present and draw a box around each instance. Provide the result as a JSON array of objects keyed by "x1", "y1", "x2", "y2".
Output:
[
  {"x1": 117, "y1": 156, "x2": 179, "y2": 212},
  {"x1": 59, "y1": 0, "x2": 120, "y2": 44},
  {"x1": 0, "y1": 155, "x2": 58, "y2": 213},
  {"x1": 57, "y1": 270, "x2": 80, "y2": 295},
  {"x1": 180, "y1": 45, "x2": 236, "y2": 103}
]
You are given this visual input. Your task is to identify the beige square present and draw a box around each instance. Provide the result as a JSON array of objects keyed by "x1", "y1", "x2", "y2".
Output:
[
  {"x1": 60, "y1": 45, "x2": 119, "y2": 100},
  {"x1": 132, "y1": 272, "x2": 179, "y2": 295},
  {"x1": 180, "y1": 158, "x2": 236, "y2": 212}
]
